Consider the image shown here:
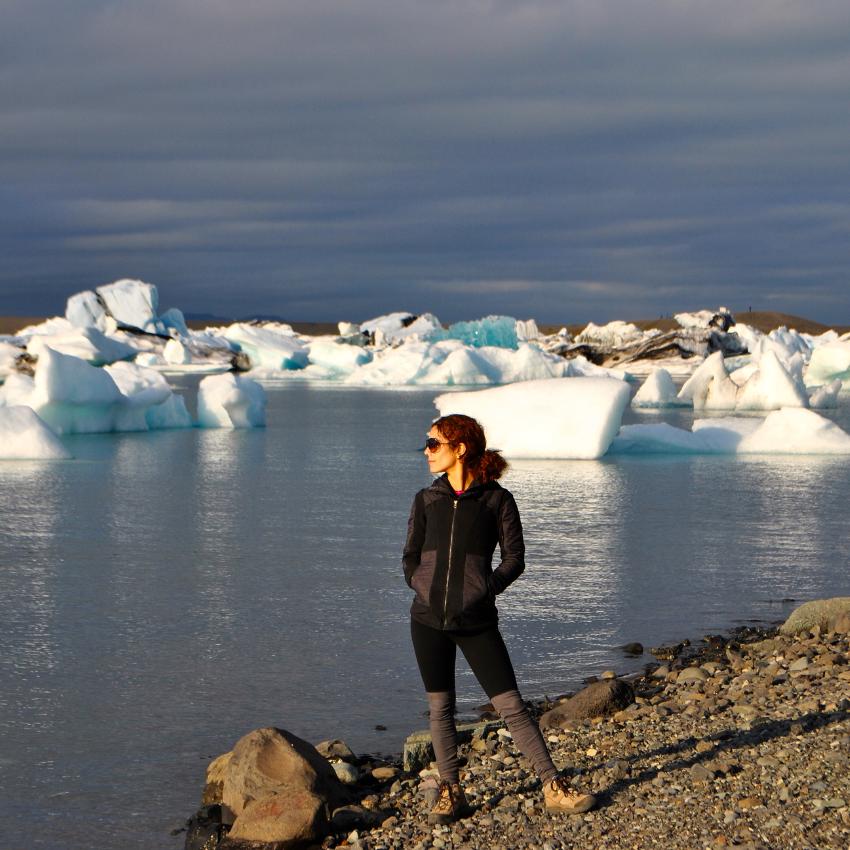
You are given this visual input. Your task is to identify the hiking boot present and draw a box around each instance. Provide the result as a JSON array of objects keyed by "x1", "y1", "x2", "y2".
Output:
[
  {"x1": 428, "y1": 781, "x2": 472, "y2": 824},
  {"x1": 544, "y1": 774, "x2": 596, "y2": 814}
]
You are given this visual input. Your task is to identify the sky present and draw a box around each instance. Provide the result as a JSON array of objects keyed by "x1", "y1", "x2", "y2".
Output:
[{"x1": 2, "y1": 0, "x2": 849, "y2": 324}]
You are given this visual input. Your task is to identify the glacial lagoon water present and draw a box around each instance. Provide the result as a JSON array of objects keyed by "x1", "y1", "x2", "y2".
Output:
[{"x1": 2, "y1": 381, "x2": 850, "y2": 849}]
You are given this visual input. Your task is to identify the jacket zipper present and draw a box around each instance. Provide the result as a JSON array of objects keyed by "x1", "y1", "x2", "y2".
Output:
[{"x1": 442, "y1": 499, "x2": 458, "y2": 628}]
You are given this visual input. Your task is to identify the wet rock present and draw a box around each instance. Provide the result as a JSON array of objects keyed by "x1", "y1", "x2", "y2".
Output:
[
  {"x1": 622, "y1": 642, "x2": 644, "y2": 655},
  {"x1": 185, "y1": 804, "x2": 225, "y2": 850},
  {"x1": 221, "y1": 726, "x2": 346, "y2": 844},
  {"x1": 203, "y1": 752, "x2": 232, "y2": 806},
  {"x1": 315, "y1": 739, "x2": 356, "y2": 761},
  {"x1": 539, "y1": 679, "x2": 634, "y2": 728},
  {"x1": 780, "y1": 597, "x2": 850, "y2": 636}
]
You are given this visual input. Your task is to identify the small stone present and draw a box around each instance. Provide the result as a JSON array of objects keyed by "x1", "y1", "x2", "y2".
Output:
[
  {"x1": 677, "y1": 667, "x2": 709, "y2": 683},
  {"x1": 651, "y1": 664, "x2": 670, "y2": 679},
  {"x1": 372, "y1": 766, "x2": 399, "y2": 781},
  {"x1": 825, "y1": 797, "x2": 846, "y2": 808},
  {"x1": 332, "y1": 761, "x2": 361, "y2": 784},
  {"x1": 723, "y1": 811, "x2": 738, "y2": 825},
  {"x1": 789, "y1": 657, "x2": 810, "y2": 672},
  {"x1": 600, "y1": 670, "x2": 617, "y2": 679},
  {"x1": 695, "y1": 740, "x2": 713, "y2": 754},
  {"x1": 738, "y1": 796, "x2": 761, "y2": 810},
  {"x1": 691, "y1": 763, "x2": 714, "y2": 782}
]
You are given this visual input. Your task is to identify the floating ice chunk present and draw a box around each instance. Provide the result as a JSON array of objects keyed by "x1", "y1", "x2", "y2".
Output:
[
  {"x1": 611, "y1": 422, "x2": 708, "y2": 454},
  {"x1": 223, "y1": 323, "x2": 308, "y2": 370},
  {"x1": 443, "y1": 315, "x2": 518, "y2": 349},
  {"x1": 360, "y1": 312, "x2": 415, "y2": 336},
  {"x1": 163, "y1": 338, "x2": 191, "y2": 365},
  {"x1": 27, "y1": 347, "x2": 123, "y2": 434},
  {"x1": 135, "y1": 352, "x2": 164, "y2": 367},
  {"x1": 345, "y1": 339, "x2": 442, "y2": 385},
  {"x1": 0, "y1": 406, "x2": 71, "y2": 460},
  {"x1": 678, "y1": 351, "x2": 738, "y2": 409},
  {"x1": 105, "y1": 361, "x2": 191, "y2": 429},
  {"x1": 564, "y1": 355, "x2": 629, "y2": 381},
  {"x1": 434, "y1": 377, "x2": 631, "y2": 459},
  {"x1": 26, "y1": 326, "x2": 136, "y2": 366},
  {"x1": 735, "y1": 350, "x2": 809, "y2": 410},
  {"x1": 674, "y1": 308, "x2": 731, "y2": 329},
  {"x1": 612, "y1": 409, "x2": 850, "y2": 456},
  {"x1": 66, "y1": 290, "x2": 109, "y2": 331},
  {"x1": 96, "y1": 279, "x2": 159, "y2": 330},
  {"x1": 576, "y1": 320, "x2": 644, "y2": 348},
  {"x1": 808, "y1": 379, "x2": 842, "y2": 409},
  {"x1": 306, "y1": 338, "x2": 372, "y2": 374},
  {"x1": 806, "y1": 340, "x2": 850, "y2": 386},
  {"x1": 197, "y1": 373, "x2": 266, "y2": 428},
  {"x1": 738, "y1": 408, "x2": 850, "y2": 454},
  {"x1": 516, "y1": 319, "x2": 540, "y2": 341},
  {"x1": 0, "y1": 372, "x2": 35, "y2": 406},
  {"x1": 631, "y1": 368, "x2": 686, "y2": 408},
  {"x1": 159, "y1": 307, "x2": 189, "y2": 336}
]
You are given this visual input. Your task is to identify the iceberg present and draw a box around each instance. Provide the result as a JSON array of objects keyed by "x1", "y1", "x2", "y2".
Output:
[
  {"x1": 576, "y1": 320, "x2": 644, "y2": 349},
  {"x1": 66, "y1": 289, "x2": 110, "y2": 331},
  {"x1": 808, "y1": 379, "x2": 842, "y2": 410},
  {"x1": 197, "y1": 373, "x2": 266, "y2": 428},
  {"x1": 611, "y1": 408, "x2": 850, "y2": 455},
  {"x1": 434, "y1": 377, "x2": 631, "y2": 459},
  {"x1": 26, "y1": 326, "x2": 136, "y2": 366},
  {"x1": 0, "y1": 406, "x2": 71, "y2": 460},
  {"x1": 734, "y1": 350, "x2": 809, "y2": 410},
  {"x1": 223, "y1": 323, "x2": 308, "y2": 370},
  {"x1": 442, "y1": 315, "x2": 518, "y2": 349},
  {"x1": 96, "y1": 278, "x2": 159, "y2": 330},
  {"x1": 631, "y1": 368, "x2": 686, "y2": 408},
  {"x1": 0, "y1": 347, "x2": 193, "y2": 434},
  {"x1": 806, "y1": 340, "x2": 850, "y2": 386},
  {"x1": 105, "y1": 361, "x2": 192, "y2": 430},
  {"x1": 678, "y1": 351, "x2": 739, "y2": 409},
  {"x1": 306, "y1": 338, "x2": 372, "y2": 375}
]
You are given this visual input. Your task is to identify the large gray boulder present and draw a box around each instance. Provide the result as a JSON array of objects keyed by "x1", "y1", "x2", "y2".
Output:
[
  {"x1": 220, "y1": 727, "x2": 346, "y2": 846},
  {"x1": 780, "y1": 597, "x2": 850, "y2": 635},
  {"x1": 539, "y1": 679, "x2": 635, "y2": 729}
]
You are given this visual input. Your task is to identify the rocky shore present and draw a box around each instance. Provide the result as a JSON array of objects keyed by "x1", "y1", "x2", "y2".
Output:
[{"x1": 184, "y1": 598, "x2": 850, "y2": 850}]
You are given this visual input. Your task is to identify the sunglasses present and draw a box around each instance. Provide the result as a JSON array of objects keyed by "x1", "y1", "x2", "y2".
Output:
[{"x1": 422, "y1": 437, "x2": 450, "y2": 452}]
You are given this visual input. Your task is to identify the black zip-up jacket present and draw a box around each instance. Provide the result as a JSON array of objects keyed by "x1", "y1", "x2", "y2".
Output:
[{"x1": 403, "y1": 474, "x2": 525, "y2": 630}]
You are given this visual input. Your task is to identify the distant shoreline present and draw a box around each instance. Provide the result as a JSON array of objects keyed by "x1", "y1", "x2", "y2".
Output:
[{"x1": 1, "y1": 310, "x2": 848, "y2": 338}]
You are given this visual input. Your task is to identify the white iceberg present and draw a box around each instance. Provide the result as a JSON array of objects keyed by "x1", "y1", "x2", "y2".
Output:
[
  {"x1": 806, "y1": 340, "x2": 850, "y2": 386},
  {"x1": 223, "y1": 323, "x2": 308, "y2": 370},
  {"x1": 808, "y1": 379, "x2": 842, "y2": 409},
  {"x1": 0, "y1": 347, "x2": 193, "y2": 434},
  {"x1": 611, "y1": 408, "x2": 850, "y2": 455},
  {"x1": 26, "y1": 326, "x2": 136, "y2": 366},
  {"x1": 735, "y1": 350, "x2": 809, "y2": 410},
  {"x1": 516, "y1": 319, "x2": 540, "y2": 341},
  {"x1": 96, "y1": 278, "x2": 158, "y2": 330},
  {"x1": 66, "y1": 289, "x2": 110, "y2": 331},
  {"x1": 306, "y1": 338, "x2": 372, "y2": 375},
  {"x1": 197, "y1": 373, "x2": 266, "y2": 428},
  {"x1": 434, "y1": 377, "x2": 631, "y2": 459},
  {"x1": 678, "y1": 351, "x2": 739, "y2": 409},
  {"x1": 631, "y1": 368, "x2": 686, "y2": 408},
  {"x1": 105, "y1": 361, "x2": 193, "y2": 430},
  {"x1": 576, "y1": 320, "x2": 645, "y2": 348},
  {"x1": 0, "y1": 406, "x2": 71, "y2": 460}
]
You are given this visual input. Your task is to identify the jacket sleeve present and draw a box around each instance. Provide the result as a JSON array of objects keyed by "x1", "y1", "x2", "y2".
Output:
[
  {"x1": 490, "y1": 491, "x2": 525, "y2": 595},
  {"x1": 402, "y1": 491, "x2": 426, "y2": 586}
]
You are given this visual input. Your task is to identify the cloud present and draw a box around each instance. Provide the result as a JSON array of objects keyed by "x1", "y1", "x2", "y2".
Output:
[{"x1": 1, "y1": 1, "x2": 849, "y2": 322}]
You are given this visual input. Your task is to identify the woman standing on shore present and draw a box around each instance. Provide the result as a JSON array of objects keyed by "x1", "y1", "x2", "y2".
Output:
[{"x1": 403, "y1": 414, "x2": 596, "y2": 824}]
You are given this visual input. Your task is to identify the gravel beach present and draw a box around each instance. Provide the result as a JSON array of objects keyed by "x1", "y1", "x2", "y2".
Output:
[{"x1": 309, "y1": 623, "x2": 850, "y2": 850}]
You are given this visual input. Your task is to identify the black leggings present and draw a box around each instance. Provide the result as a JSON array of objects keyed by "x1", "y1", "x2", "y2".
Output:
[{"x1": 410, "y1": 618, "x2": 518, "y2": 698}]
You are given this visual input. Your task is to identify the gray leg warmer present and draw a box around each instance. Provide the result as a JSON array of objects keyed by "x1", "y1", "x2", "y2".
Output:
[
  {"x1": 427, "y1": 691, "x2": 460, "y2": 784},
  {"x1": 491, "y1": 689, "x2": 558, "y2": 784}
]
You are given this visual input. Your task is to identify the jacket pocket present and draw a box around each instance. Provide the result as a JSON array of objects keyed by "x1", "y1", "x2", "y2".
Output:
[
  {"x1": 411, "y1": 549, "x2": 437, "y2": 604},
  {"x1": 462, "y1": 554, "x2": 492, "y2": 610}
]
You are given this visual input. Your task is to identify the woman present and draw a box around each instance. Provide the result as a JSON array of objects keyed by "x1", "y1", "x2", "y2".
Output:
[{"x1": 403, "y1": 413, "x2": 596, "y2": 824}]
